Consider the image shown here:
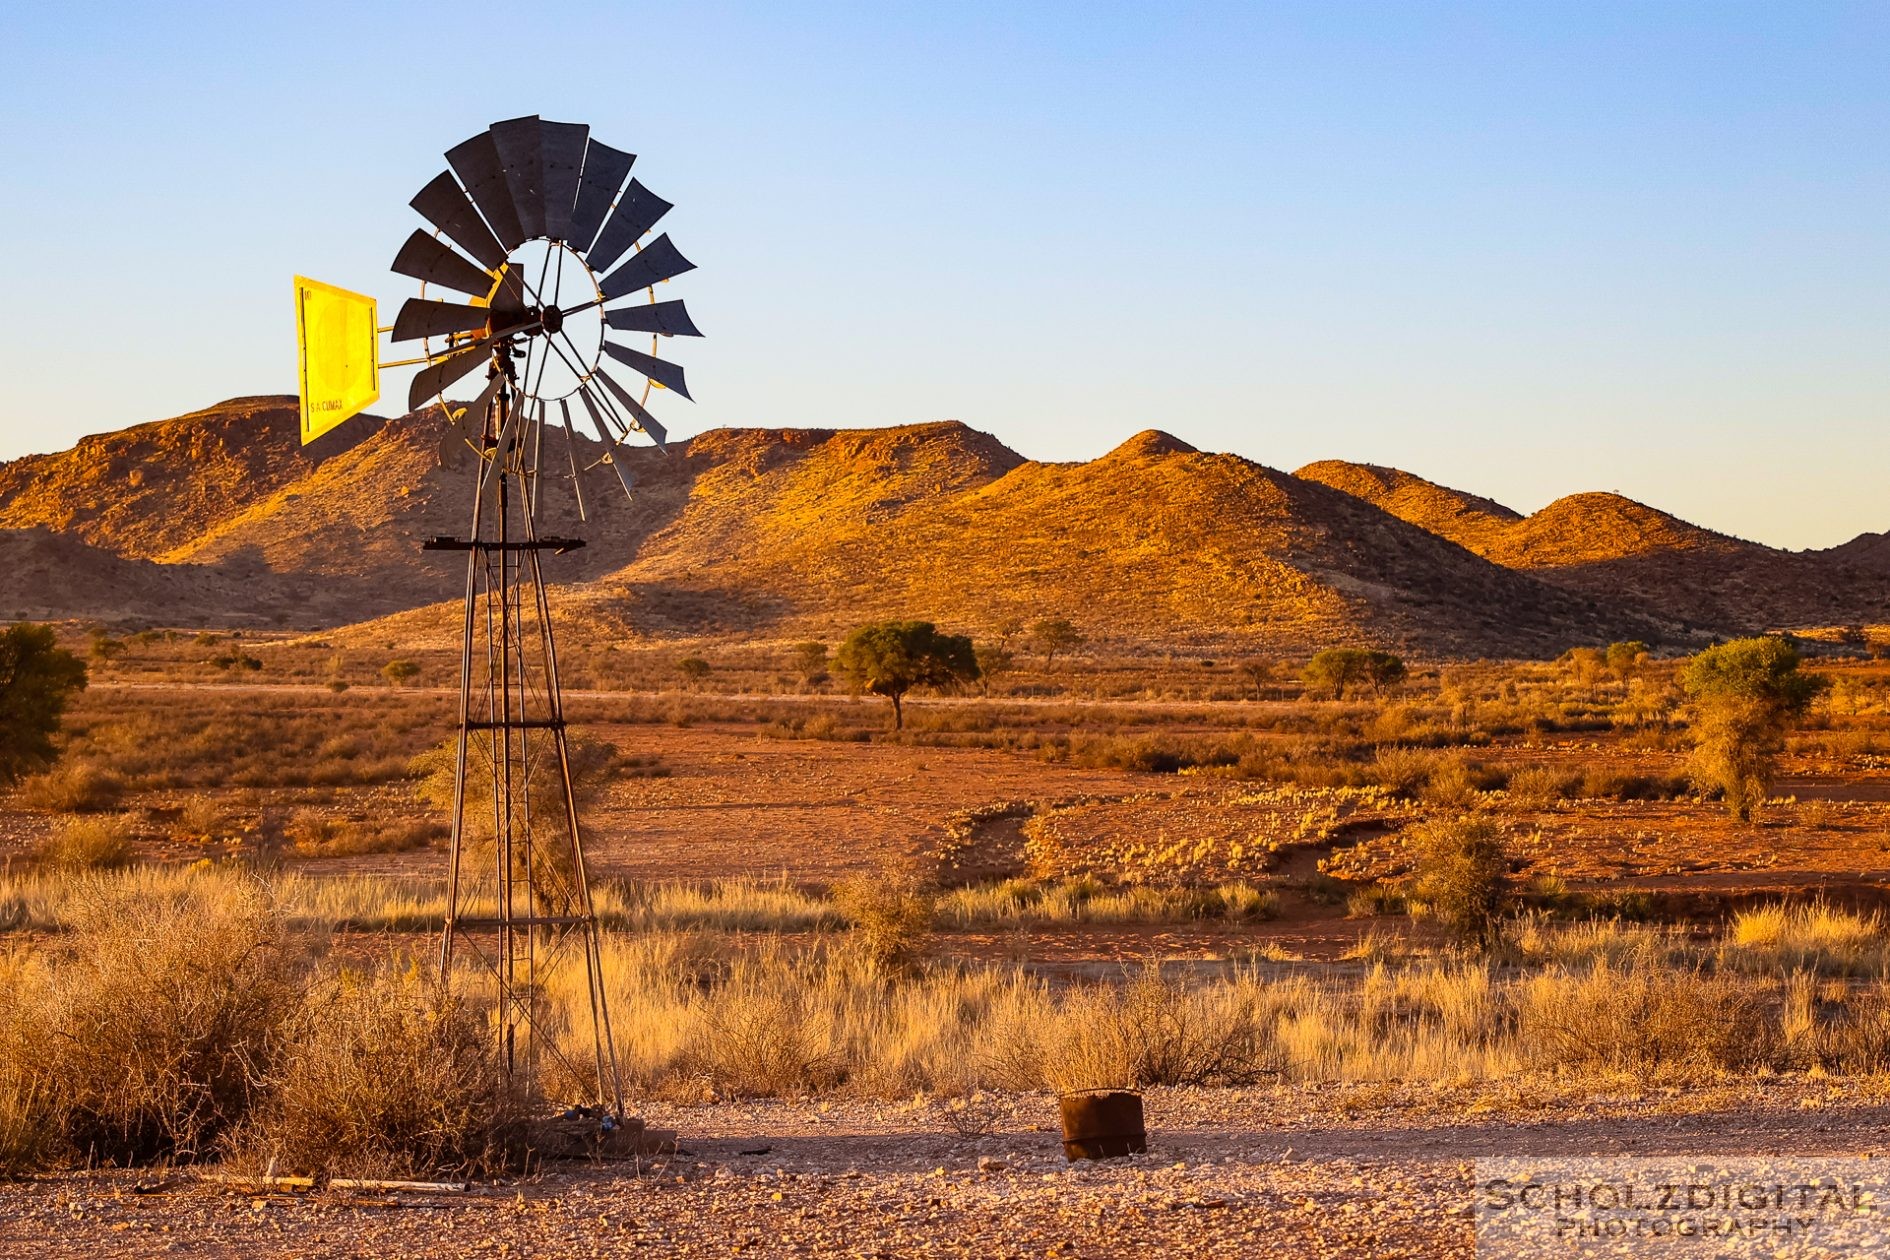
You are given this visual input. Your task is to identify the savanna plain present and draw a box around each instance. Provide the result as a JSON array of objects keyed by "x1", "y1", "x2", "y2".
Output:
[{"x1": 5, "y1": 629, "x2": 1890, "y2": 1257}]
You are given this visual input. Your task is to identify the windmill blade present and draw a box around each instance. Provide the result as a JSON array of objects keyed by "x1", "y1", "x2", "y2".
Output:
[
  {"x1": 574, "y1": 378, "x2": 619, "y2": 439},
  {"x1": 557, "y1": 399, "x2": 588, "y2": 521},
  {"x1": 392, "y1": 230, "x2": 496, "y2": 299},
  {"x1": 491, "y1": 115, "x2": 547, "y2": 241},
  {"x1": 540, "y1": 121, "x2": 589, "y2": 241},
  {"x1": 605, "y1": 299, "x2": 702, "y2": 338},
  {"x1": 392, "y1": 297, "x2": 490, "y2": 342},
  {"x1": 586, "y1": 180, "x2": 674, "y2": 272},
  {"x1": 594, "y1": 364, "x2": 672, "y2": 448},
  {"x1": 602, "y1": 450, "x2": 636, "y2": 498},
  {"x1": 568, "y1": 140, "x2": 635, "y2": 253},
  {"x1": 490, "y1": 264, "x2": 531, "y2": 324},
  {"x1": 527, "y1": 398, "x2": 547, "y2": 518},
  {"x1": 410, "y1": 172, "x2": 507, "y2": 270},
  {"x1": 446, "y1": 372, "x2": 503, "y2": 435},
  {"x1": 409, "y1": 340, "x2": 491, "y2": 411},
  {"x1": 598, "y1": 235, "x2": 697, "y2": 302},
  {"x1": 446, "y1": 127, "x2": 526, "y2": 251},
  {"x1": 604, "y1": 341, "x2": 693, "y2": 402},
  {"x1": 575, "y1": 384, "x2": 640, "y2": 500}
]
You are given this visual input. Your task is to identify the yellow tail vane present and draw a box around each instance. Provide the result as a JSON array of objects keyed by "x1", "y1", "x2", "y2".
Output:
[{"x1": 293, "y1": 275, "x2": 380, "y2": 444}]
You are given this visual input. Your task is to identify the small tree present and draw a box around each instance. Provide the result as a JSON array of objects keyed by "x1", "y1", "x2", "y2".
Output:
[
  {"x1": 381, "y1": 659, "x2": 421, "y2": 688},
  {"x1": 1681, "y1": 637, "x2": 1828, "y2": 822},
  {"x1": 992, "y1": 616, "x2": 1024, "y2": 653},
  {"x1": 1237, "y1": 658, "x2": 1275, "y2": 701},
  {"x1": 1363, "y1": 650, "x2": 1406, "y2": 694},
  {"x1": 833, "y1": 621, "x2": 979, "y2": 730},
  {"x1": 0, "y1": 623, "x2": 88, "y2": 786},
  {"x1": 87, "y1": 628, "x2": 125, "y2": 662},
  {"x1": 1303, "y1": 649, "x2": 1361, "y2": 699},
  {"x1": 677, "y1": 657, "x2": 712, "y2": 688},
  {"x1": 1605, "y1": 640, "x2": 1649, "y2": 680},
  {"x1": 975, "y1": 643, "x2": 1015, "y2": 694},
  {"x1": 1029, "y1": 618, "x2": 1084, "y2": 665},
  {"x1": 790, "y1": 641, "x2": 828, "y2": 687}
]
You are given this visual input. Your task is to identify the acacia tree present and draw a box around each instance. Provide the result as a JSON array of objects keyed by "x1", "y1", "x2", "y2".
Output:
[
  {"x1": 834, "y1": 621, "x2": 979, "y2": 730},
  {"x1": 0, "y1": 623, "x2": 88, "y2": 786},
  {"x1": 1681, "y1": 636, "x2": 1828, "y2": 822},
  {"x1": 1028, "y1": 618, "x2": 1083, "y2": 665},
  {"x1": 1302, "y1": 648, "x2": 1405, "y2": 700}
]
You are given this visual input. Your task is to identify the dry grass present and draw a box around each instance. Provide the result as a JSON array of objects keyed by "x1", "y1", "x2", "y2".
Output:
[
  {"x1": 285, "y1": 809, "x2": 444, "y2": 857},
  {"x1": 15, "y1": 761, "x2": 124, "y2": 812},
  {"x1": 12, "y1": 861, "x2": 1890, "y2": 1177},
  {"x1": 936, "y1": 878, "x2": 1278, "y2": 925},
  {"x1": 1726, "y1": 902, "x2": 1886, "y2": 975}
]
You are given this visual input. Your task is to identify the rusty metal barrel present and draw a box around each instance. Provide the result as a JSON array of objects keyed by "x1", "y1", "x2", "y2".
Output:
[{"x1": 1059, "y1": 1089, "x2": 1147, "y2": 1161}]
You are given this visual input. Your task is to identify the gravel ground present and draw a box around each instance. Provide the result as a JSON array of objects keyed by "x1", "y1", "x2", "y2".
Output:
[{"x1": 3, "y1": 1082, "x2": 1885, "y2": 1258}]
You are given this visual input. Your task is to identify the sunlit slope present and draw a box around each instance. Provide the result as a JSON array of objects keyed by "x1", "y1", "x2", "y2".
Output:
[
  {"x1": 554, "y1": 428, "x2": 1654, "y2": 653},
  {"x1": 1295, "y1": 459, "x2": 1522, "y2": 555}
]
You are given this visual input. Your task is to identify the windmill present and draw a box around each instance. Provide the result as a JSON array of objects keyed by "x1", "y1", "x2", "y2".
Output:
[{"x1": 293, "y1": 116, "x2": 702, "y2": 1122}]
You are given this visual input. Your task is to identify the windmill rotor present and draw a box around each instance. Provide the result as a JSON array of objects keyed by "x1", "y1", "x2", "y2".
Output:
[{"x1": 375, "y1": 114, "x2": 702, "y2": 476}]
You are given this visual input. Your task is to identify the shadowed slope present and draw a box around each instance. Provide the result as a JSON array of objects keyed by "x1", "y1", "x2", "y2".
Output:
[{"x1": 0, "y1": 527, "x2": 320, "y2": 626}]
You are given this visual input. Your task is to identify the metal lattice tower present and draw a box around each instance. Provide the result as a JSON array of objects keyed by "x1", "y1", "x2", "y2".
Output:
[{"x1": 427, "y1": 352, "x2": 622, "y2": 1114}]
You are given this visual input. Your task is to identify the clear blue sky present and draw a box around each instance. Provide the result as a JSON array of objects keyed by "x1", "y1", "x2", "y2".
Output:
[{"x1": 1, "y1": 1, "x2": 1884, "y2": 549}]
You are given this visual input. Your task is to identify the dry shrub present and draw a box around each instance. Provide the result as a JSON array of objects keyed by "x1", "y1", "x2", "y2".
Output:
[
  {"x1": 38, "y1": 814, "x2": 136, "y2": 871},
  {"x1": 17, "y1": 761, "x2": 123, "y2": 812},
  {"x1": 286, "y1": 809, "x2": 442, "y2": 857},
  {"x1": 172, "y1": 797, "x2": 232, "y2": 841},
  {"x1": 1819, "y1": 985, "x2": 1890, "y2": 1074},
  {"x1": 235, "y1": 968, "x2": 516, "y2": 1178},
  {"x1": 1516, "y1": 961, "x2": 1774, "y2": 1077},
  {"x1": 934, "y1": 1091, "x2": 1007, "y2": 1136},
  {"x1": 412, "y1": 734, "x2": 619, "y2": 833},
  {"x1": 691, "y1": 977, "x2": 845, "y2": 1098},
  {"x1": 1506, "y1": 764, "x2": 1578, "y2": 806},
  {"x1": 1345, "y1": 882, "x2": 1405, "y2": 919},
  {"x1": 43, "y1": 875, "x2": 300, "y2": 1163},
  {"x1": 834, "y1": 870, "x2": 935, "y2": 969},
  {"x1": 1404, "y1": 815, "x2": 1510, "y2": 951},
  {"x1": 1043, "y1": 963, "x2": 1267, "y2": 1091},
  {"x1": 0, "y1": 953, "x2": 58, "y2": 1178}
]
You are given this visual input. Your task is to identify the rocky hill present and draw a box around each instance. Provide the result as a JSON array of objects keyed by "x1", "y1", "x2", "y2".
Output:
[
  {"x1": 0, "y1": 527, "x2": 315, "y2": 626},
  {"x1": 519, "y1": 428, "x2": 1656, "y2": 655},
  {"x1": 0, "y1": 396, "x2": 683, "y2": 619},
  {"x1": 1301, "y1": 464, "x2": 1890, "y2": 633},
  {"x1": 5, "y1": 396, "x2": 1880, "y2": 653}
]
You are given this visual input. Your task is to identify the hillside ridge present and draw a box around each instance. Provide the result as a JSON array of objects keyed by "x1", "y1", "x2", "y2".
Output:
[{"x1": 4, "y1": 398, "x2": 1878, "y2": 651}]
